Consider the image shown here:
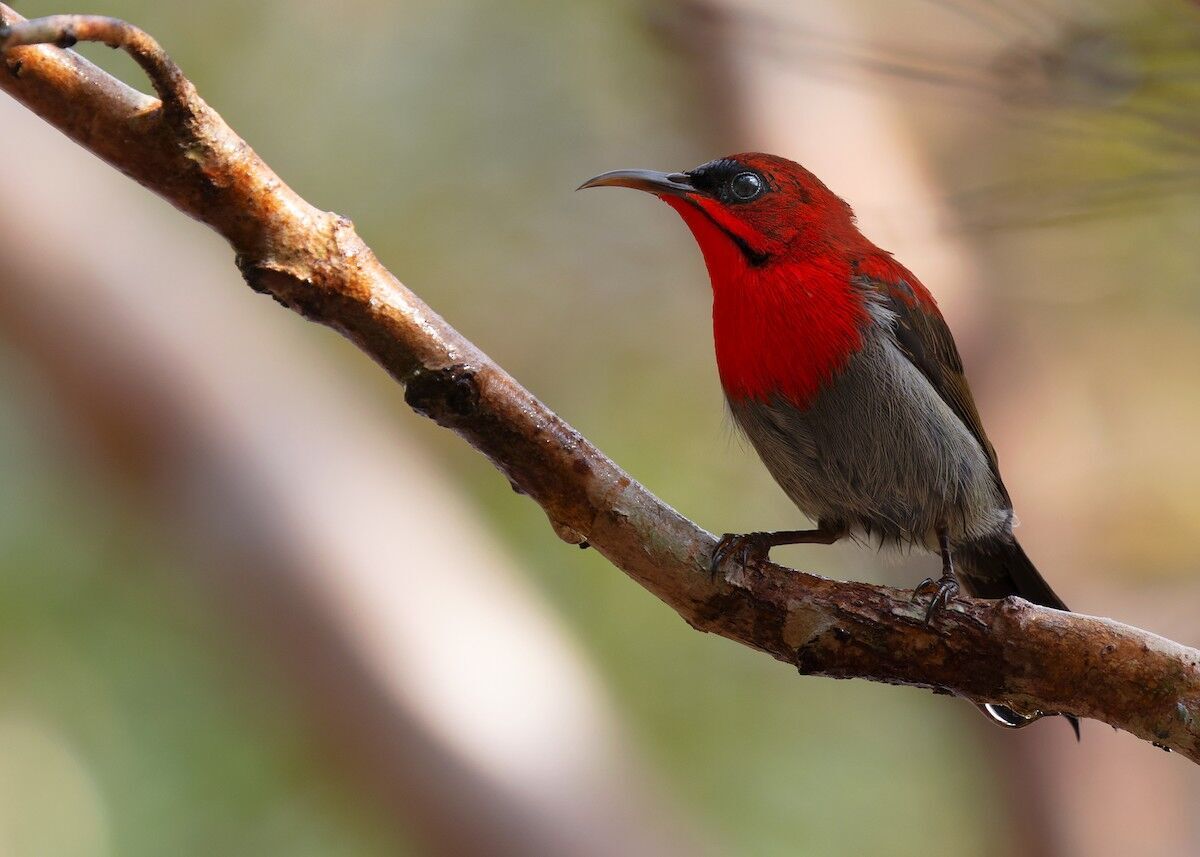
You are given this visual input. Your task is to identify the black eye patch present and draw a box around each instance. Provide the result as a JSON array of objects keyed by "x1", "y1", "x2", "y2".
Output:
[{"x1": 686, "y1": 159, "x2": 770, "y2": 205}]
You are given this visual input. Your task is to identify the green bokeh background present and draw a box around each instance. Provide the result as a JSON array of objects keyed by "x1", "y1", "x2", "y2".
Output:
[{"x1": 3, "y1": 0, "x2": 1199, "y2": 854}]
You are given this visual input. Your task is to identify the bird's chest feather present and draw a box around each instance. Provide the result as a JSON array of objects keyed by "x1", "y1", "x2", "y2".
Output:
[{"x1": 712, "y1": 260, "x2": 869, "y2": 409}]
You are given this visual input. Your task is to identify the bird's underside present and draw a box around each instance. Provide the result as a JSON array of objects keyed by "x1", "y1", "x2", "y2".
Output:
[{"x1": 728, "y1": 309, "x2": 1012, "y2": 552}]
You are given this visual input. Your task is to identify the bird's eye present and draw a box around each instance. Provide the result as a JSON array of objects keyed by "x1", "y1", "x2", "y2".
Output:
[{"x1": 728, "y1": 172, "x2": 764, "y2": 202}]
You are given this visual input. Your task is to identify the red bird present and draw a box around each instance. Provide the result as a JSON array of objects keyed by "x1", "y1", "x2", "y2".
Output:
[{"x1": 582, "y1": 153, "x2": 1077, "y2": 735}]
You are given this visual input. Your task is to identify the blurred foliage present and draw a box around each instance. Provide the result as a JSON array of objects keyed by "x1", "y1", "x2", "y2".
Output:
[
  {"x1": 963, "y1": 0, "x2": 1200, "y2": 226},
  {"x1": 0, "y1": 347, "x2": 407, "y2": 855},
  {"x1": 5, "y1": 0, "x2": 1200, "y2": 855}
]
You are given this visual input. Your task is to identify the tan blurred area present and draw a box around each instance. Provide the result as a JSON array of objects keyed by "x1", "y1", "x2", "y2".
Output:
[{"x1": 1, "y1": 0, "x2": 1199, "y2": 855}]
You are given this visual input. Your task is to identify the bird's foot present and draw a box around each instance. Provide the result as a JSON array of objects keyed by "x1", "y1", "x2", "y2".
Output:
[
  {"x1": 911, "y1": 573, "x2": 960, "y2": 622},
  {"x1": 711, "y1": 532, "x2": 772, "y2": 576}
]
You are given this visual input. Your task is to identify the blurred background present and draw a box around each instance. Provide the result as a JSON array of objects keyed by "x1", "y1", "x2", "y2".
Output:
[{"x1": 2, "y1": 0, "x2": 1199, "y2": 854}]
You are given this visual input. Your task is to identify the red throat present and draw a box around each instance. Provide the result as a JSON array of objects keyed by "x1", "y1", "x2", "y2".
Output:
[{"x1": 663, "y1": 196, "x2": 871, "y2": 409}]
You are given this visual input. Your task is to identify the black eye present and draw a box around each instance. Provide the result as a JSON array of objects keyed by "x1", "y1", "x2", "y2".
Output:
[{"x1": 728, "y1": 171, "x2": 764, "y2": 202}]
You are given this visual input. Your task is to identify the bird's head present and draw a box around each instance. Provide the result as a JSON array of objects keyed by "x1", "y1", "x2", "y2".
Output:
[
  {"x1": 580, "y1": 152, "x2": 912, "y2": 404},
  {"x1": 580, "y1": 152, "x2": 861, "y2": 274}
]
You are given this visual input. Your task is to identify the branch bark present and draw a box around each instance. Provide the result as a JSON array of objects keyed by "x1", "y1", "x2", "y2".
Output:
[{"x1": 3, "y1": 9, "x2": 1199, "y2": 763}]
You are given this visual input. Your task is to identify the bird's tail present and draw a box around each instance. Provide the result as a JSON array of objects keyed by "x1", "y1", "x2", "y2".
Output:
[{"x1": 955, "y1": 535, "x2": 1080, "y2": 739}]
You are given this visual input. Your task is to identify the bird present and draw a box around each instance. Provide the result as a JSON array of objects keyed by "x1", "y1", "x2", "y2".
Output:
[{"x1": 580, "y1": 152, "x2": 1078, "y2": 736}]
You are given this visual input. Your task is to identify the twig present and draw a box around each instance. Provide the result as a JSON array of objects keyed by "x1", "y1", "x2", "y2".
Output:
[
  {"x1": 0, "y1": 14, "x2": 189, "y2": 104},
  {"x1": 3, "y1": 8, "x2": 1200, "y2": 763}
]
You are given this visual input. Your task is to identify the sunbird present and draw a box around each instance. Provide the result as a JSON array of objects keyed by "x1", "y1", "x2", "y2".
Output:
[{"x1": 582, "y1": 153, "x2": 1077, "y2": 736}]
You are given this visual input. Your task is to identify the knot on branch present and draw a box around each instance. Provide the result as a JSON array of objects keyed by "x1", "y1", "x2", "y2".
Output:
[
  {"x1": 235, "y1": 256, "x2": 322, "y2": 318},
  {"x1": 405, "y1": 364, "x2": 481, "y2": 425}
]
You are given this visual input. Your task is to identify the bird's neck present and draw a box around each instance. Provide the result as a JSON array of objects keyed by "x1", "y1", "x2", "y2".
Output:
[
  {"x1": 711, "y1": 257, "x2": 869, "y2": 408},
  {"x1": 660, "y1": 194, "x2": 886, "y2": 409}
]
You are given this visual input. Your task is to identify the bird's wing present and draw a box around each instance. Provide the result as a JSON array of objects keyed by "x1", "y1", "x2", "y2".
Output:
[{"x1": 856, "y1": 275, "x2": 1009, "y2": 503}]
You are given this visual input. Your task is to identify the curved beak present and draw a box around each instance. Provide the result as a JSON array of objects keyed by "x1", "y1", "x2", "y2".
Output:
[{"x1": 577, "y1": 168, "x2": 696, "y2": 198}]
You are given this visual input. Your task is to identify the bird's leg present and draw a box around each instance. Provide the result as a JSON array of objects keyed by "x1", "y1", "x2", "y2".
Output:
[
  {"x1": 912, "y1": 528, "x2": 961, "y2": 621},
  {"x1": 711, "y1": 525, "x2": 843, "y2": 575}
]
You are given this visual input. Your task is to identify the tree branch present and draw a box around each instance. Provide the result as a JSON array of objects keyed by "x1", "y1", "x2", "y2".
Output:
[{"x1": 3, "y1": 8, "x2": 1199, "y2": 762}]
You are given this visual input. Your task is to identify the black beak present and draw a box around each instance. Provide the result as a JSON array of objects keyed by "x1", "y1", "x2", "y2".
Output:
[{"x1": 577, "y1": 169, "x2": 696, "y2": 198}]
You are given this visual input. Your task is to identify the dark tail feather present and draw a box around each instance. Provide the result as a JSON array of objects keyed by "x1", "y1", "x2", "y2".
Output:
[
  {"x1": 956, "y1": 535, "x2": 1080, "y2": 740},
  {"x1": 956, "y1": 535, "x2": 1068, "y2": 610}
]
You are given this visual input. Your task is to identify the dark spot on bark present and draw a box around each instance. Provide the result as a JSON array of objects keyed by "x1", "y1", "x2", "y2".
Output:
[
  {"x1": 235, "y1": 254, "x2": 269, "y2": 293},
  {"x1": 234, "y1": 260, "x2": 297, "y2": 312},
  {"x1": 1101, "y1": 643, "x2": 1116, "y2": 656},
  {"x1": 57, "y1": 28, "x2": 78, "y2": 49},
  {"x1": 832, "y1": 627, "x2": 851, "y2": 642},
  {"x1": 6, "y1": 60, "x2": 21, "y2": 79},
  {"x1": 690, "y1": 590, "x2": 748, "y2": 634},
  {"x1": 794, "y1": 638, "x2": 828, "y2": 674},
  {"x1": 445, "y1": 373, "x2": 478, "y2": 417},
  {"x1": 405, "y1": 365, "x2": 479, "y2": 423},
  {"x1": 578, "y1": 541, "x2": 590, "y2": 550}
]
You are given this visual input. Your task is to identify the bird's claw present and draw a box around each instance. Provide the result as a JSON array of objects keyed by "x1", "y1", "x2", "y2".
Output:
[
  {"x1": 913, "y1": 574, "x2": 959, "y2": 622},
  {"x1": 711, "y1": 532, "x2": 771, "y2": 576},
  {"x1": 910, "y1": 577, "x2": 937, "y2": 601}
]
